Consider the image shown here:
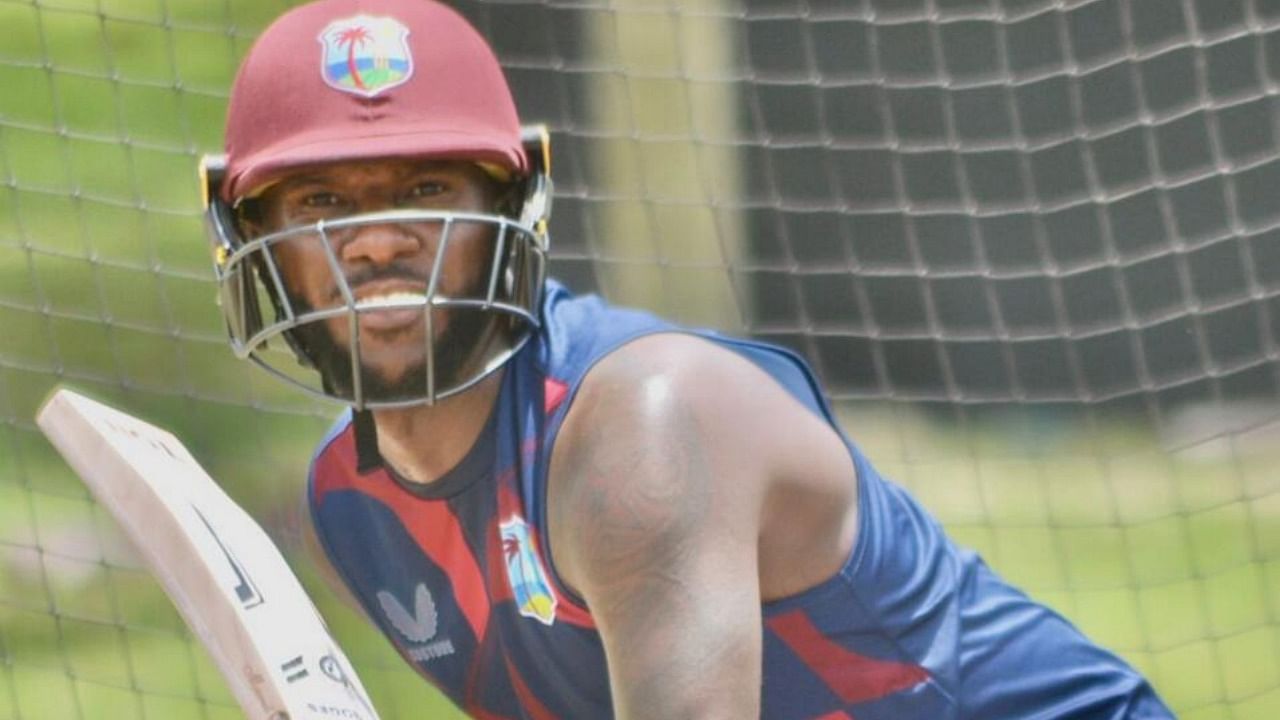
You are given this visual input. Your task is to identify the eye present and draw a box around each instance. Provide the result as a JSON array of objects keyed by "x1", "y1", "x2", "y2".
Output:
[
  {"x1": 301, "y1": 191, "x2": 345, "y2": 208},
  {"x1": 405, "y1": 180, "x2": 448, "y2": 199}
]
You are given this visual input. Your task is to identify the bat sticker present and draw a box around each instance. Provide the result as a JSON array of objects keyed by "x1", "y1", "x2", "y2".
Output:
[
  {"x1": 281, "y1": 656, "x2": 309, "y2": 683},
  {"x1": 192, "y1": 505, "x2": 264, "y2": 609}
]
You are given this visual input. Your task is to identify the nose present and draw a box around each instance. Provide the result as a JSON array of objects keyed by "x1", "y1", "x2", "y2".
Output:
[{"x1": 337, "y1": 220, "x2": 421, "y2": 266}]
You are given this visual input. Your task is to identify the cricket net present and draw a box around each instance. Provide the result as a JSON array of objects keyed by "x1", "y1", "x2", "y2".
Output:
[{"x1": 0, "y1": 0, "x2": 1277, "y2": 717}]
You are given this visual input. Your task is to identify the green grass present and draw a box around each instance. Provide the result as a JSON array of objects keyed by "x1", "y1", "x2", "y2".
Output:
[{"x1": 839, "y1": 404, "x2": 1280, "y2": 718}]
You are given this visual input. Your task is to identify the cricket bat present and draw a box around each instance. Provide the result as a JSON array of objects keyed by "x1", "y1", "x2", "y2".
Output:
[{"x1": 36, "y1": 388, "x2": 380, "y2": 720}]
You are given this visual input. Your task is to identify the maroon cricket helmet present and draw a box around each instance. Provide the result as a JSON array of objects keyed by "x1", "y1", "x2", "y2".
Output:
[{"x1": 221, "y1": 0, "x2": 528, "y2": 202}]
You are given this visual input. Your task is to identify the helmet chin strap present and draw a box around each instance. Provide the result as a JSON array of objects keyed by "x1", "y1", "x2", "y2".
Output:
[
  {"x1": 353, "y1": 409, "x2": 384, "y2": 474},
  {"x1": 348, "y1": 319, "x2": 499, "y2": 475}
]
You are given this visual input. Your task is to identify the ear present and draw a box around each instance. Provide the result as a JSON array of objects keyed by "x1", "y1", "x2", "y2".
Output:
[
  {"x1": 489, "y1": 178, "x2": 523, "y2": 218},
  {"x1": 234, "y1": 198, "x2": 268, "y2": 239}
]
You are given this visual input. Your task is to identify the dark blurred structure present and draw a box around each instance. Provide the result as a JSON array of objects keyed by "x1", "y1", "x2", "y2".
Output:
[{"x1": 462, "y1": 0, "x2": 1280, "y2": 410}]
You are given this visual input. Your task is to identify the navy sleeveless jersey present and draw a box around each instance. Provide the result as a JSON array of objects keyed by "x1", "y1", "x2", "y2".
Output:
[{"x1": 308, "y1": 280, "x2": 1171, "y2": 719}]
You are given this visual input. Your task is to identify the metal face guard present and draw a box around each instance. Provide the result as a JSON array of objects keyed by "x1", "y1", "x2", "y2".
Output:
[
  {"x1": 198, "y1": 124, "x2": 553, "y2": 409},
  {"x1": 204, "y1": 196, "x2": 546, "y2": 408}
]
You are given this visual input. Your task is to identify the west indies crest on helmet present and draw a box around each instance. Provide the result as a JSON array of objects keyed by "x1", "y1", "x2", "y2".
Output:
[
  {"x1": 318, "y1": 14, "x2": 414, "y2": 98},
  {"x1": 199, "y1": 0, "x2": 552, "y2": 411}
]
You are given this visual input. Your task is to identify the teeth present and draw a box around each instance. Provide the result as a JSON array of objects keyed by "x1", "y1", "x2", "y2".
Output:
[{"x1": 354, "y1": 291, "x2": 426, "y2": 310}]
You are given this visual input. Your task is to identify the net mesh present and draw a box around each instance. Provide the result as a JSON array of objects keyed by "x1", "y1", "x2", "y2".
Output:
[{"x1": 1, "y1": 0, "x2": 1277, "y2": 717}]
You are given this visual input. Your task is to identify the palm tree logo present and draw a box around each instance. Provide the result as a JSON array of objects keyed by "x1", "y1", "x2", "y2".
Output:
[
  {"x1": 334, "y1": 25, "x2": 372, "y2": 91},
  {"x1": 318, "y1": 15, "x2": 414, "y2": 98},
  {"x1": 500, "y1": 517, "x2": 557, "y2": 625}
]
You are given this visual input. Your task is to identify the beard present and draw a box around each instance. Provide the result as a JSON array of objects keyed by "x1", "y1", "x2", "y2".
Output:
[{"x1": 284, "y1": 278, "x2": 500, "y2": 405}]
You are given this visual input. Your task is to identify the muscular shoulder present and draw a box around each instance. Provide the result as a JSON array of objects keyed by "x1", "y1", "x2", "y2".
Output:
[
  {"x1": 545, "y1": 335, "x2": 757, "y2": 585},
  {"x1": 547, "y1": 332, "x2": 858, "y2": 602},
  {"x1": 548, "y1": 337, "x2": 832, "y2": 565},
  {"x1": 558, "y1": 331, "x2": 846, "y2": 473},
  {"x1": 554, "y1": 333, "x2": 789, "y2": 490},
  {"x1": 564, "y1": 332, "x2": 784, "y2": 439}
]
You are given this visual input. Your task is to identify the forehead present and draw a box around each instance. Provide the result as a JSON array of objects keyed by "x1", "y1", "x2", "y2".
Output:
[{"x1": 264, "y1": 157, "x2": 486, "y2": 193}]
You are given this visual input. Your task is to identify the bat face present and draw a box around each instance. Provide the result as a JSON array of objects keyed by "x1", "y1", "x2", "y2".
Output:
[{"x1": 36, "y1": 388, "x2": 380, "y2": 720}]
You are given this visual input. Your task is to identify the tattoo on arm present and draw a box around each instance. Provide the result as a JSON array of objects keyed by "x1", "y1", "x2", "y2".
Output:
[{"x1": 552, "y1": 376, "x2": 759, "y2": 719}]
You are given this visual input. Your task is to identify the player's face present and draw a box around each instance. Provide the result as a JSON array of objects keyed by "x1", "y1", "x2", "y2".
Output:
[{"x1": 249, "y1": 158, "x2": 504, "y2": 399}]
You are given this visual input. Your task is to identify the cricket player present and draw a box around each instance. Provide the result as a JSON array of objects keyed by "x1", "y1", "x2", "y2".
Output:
[{"x1": 201, "y1": 0, "x2": 1173, "y2": 717}]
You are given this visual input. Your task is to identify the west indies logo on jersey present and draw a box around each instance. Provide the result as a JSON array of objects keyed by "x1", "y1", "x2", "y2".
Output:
[
  {"x1": 500, "y1": 516, "x2": 557, "y2": 625},
  {"x1": 318, "y1": 15, "x2": 413, "y2": 98}
]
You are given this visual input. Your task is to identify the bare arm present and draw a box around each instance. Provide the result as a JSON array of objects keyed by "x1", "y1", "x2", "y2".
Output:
[{"x1": 547, "y1": 336, "x2": 774, "y2": 719}]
